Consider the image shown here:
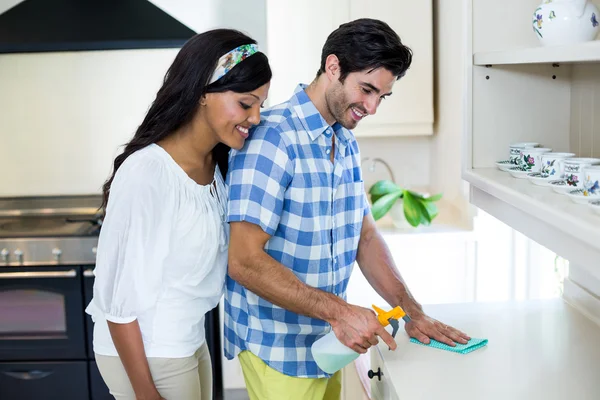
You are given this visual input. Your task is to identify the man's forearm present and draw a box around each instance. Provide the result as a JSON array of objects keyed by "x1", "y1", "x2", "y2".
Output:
[
  {"x1": 229, "y1": 249, "x2": 347, "y2": 322},
  {"x1": 356, "y1": 226, "x2": 423, "y2": 317}
]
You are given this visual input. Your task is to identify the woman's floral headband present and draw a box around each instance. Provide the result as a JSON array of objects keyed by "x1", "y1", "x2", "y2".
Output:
[{"x1": 208, "y1": 44, "x2": 259, "y2": 84}]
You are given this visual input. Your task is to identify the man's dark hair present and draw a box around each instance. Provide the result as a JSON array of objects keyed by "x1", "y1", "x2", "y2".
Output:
[{"x1": 316, "y1": 18, "x2": 412, "y2": 82}]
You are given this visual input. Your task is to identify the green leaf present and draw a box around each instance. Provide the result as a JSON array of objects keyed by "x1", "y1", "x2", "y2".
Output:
[
  {"x1": 406, "y1": 190, "x2": 442, "y2": 203},
  {"x1": 423, "y1": 193, "x2": 443, "y2": 202},
  {"x1": 371, "y1": 190, "x2": 403, "y2": 221},
  {"x1": 369, "y1": 180, "x2": 402, "y2": 204},
  {"x1": 408, "y1": 191, "x2": 426, "y2": 200},
  {"x1": 369, "y1": 180, "x2": 401, "y2": 197},
  {"x1": 422, "y1": 200, "x2": 439, "y2": 221},
  {"x1": 402, "y1": 191, "x2": 427, "y2": 227}
]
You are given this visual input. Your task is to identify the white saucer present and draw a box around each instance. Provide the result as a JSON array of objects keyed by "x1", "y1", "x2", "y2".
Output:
[
  {"x1": 526, "y1": 172, "x2": 553, "y2": 187},
  {"x1": 508, "y1": 167, "x2": 531, "y2": 179},
  {"x1": 565, "y1": 189, "x2": 593, "y2": 204},
  {"x1": 495, "y1": 160, "x2": 514, "y2": 172},
  {"x1": 589, "y1": 200, "x2": 600, "y2": 216},
  {"x1": 549, "y1": 179, "x2": 570, "y2": 194}
]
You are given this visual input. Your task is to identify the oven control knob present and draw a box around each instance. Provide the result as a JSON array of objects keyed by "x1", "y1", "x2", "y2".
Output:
[
  {"x1": 1, "y1": 248, "x2": 8, "y2": 262},
  {"x1": 14, "y1": 249, "x2": 23, "y2": 262},
  {"x1": 92, "y1": 247, "x2": 97, "y2": 255},
  {"x1": 52, "y1": 248, "x2": 62, "y2": 261}
]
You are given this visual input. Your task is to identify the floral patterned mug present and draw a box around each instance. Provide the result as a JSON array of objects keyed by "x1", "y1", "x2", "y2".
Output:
[
  {"x1": 518, "y1": 147, "x2": 552, "y2": 172},
  {"x1": 583, "y1": 165, "x2": 600, "y2": 198},
  {"x1": 540, "y1": 152, "x2": 576, "y2": 179},
  {"x1": 562, "y1": 158, "x2": 600, "y2": 190}
]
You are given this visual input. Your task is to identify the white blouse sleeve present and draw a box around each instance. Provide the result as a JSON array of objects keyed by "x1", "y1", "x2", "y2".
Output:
[{"x1": 92, "y1": 158, "x2": 175, "y2": 323}]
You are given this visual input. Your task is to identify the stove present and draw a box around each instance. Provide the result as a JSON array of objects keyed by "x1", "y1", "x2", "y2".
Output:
[
  {"x1": 0, "y1": 196, "x2": 102, "y2": 266},
  {"x1": 0, "y1": 195, "x2": 111, "y2": 400},
  {"x1": 0, "y1": 195, "x2": 223, "y2": 400}
]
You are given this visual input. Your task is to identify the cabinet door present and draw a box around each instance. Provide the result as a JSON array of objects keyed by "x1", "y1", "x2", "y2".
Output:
[
  {"x1": 369, "y1": 348, "x2": 399, "y2": 400},
  {"x1": 350, "y1": 0, "x2": 434, "y2": 137},
  {"x1": 266, "y1": 0, "x2": 349, "y2": 106},
  {"x1": 266, "y1": 1, "x2": 433, "y2": 137}
]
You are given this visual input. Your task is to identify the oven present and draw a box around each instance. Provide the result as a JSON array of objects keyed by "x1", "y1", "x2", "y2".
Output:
[
  {"x1": 0, "y1": 196, "x2": 108, "y2": 400},
  {"x1": 0, "y1": 265, "x2": 86, "y2": 361}
]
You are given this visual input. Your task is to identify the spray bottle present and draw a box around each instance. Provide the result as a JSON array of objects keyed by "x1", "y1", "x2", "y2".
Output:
[{"x1": 311, "y1": 305, "x2": 406, "y2": 374}]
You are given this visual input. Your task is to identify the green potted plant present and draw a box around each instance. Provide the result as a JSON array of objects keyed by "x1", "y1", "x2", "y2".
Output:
[{"x1": 368, "y1": 180, "x2": 442, "y2": 227}]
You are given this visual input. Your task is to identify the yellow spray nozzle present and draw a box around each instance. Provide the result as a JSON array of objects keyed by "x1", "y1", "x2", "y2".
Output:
[{"x1": 372, "y1": 304, "x2": 406, "y2": 327}]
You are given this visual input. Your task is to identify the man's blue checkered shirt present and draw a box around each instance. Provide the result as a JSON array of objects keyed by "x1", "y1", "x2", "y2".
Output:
[{"x1": 224, "y1": 84, "x2": 369, "y2": 378}]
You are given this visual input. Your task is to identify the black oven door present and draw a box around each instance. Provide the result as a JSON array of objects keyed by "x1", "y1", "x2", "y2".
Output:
[{"x1": 0, "y1": 266, "x2": 86, "y2": 361}]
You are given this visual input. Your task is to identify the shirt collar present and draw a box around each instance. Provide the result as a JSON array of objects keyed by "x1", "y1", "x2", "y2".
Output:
[{"x1": 290, "y1": 84, "x2": 352, "y2": 146}]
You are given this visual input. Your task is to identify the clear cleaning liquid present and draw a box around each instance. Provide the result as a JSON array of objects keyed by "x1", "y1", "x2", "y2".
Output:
[
  {"x1": 311, "y1": 331, "x2": 360, "y2": 374},
  {"x1": 312, "y1": 350, "x2": 360, "y2": 375}
]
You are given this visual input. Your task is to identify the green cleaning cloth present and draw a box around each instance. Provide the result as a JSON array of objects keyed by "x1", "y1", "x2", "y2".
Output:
[{"x1": 409, "y1": 337, "x2": 488, "y2": 354}]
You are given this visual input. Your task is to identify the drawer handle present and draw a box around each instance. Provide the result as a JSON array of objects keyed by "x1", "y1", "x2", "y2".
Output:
[
  {"x1": 368, "y1": 367, "x2": 382, "y2": 381},
  {"x1": 3, "y1": 370, "x2": 54, "y2": 380},
  {"x1": 0, "y1": 270, "x2": 77, "y2": 279}
]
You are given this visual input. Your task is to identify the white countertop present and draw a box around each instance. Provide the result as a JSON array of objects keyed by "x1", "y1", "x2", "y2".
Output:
[{"x1": 375, "y1": 299, "x2": 600, "y2": 400}]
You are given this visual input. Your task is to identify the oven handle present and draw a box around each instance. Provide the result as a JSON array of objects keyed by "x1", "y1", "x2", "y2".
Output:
[
  {"x1": 3, "y1": 370, "x2": 54, "y2": 380},
  {"x1": 0, "y1": 269, "x2": 77, "y2": 279}
]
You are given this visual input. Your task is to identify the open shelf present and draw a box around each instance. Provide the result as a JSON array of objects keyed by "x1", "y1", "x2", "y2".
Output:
[
  {"x1": 463, "y1": 168, "x2": 600, "y2": 278},
  {"x1": 474, "y1": 40, "x2": 600, "y2": 65}
]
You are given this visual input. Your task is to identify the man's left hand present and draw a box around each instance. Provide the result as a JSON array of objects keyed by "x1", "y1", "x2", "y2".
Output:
[{"x1": 404, "y1": 312, "x2": 470, "y2": 347}]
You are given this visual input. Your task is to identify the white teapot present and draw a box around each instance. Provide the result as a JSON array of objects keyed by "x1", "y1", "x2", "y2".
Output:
[{"x1": 532, "y1": 0, "x2": 599, "y2": 46}]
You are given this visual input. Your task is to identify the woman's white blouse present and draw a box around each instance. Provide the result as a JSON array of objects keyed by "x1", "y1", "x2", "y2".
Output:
[{"x1": 85, "y1": 144, "x2": 228, "y2": 358}]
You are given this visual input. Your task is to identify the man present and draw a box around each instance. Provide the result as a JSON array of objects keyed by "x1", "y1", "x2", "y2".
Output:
[{"x1": 225, "y1": 18, "x2": 470, "y2": 400}]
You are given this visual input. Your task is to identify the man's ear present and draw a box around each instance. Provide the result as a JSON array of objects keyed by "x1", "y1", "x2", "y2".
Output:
[{"x1": 324, "y1": 54, "x2": 341, "y2": 82}]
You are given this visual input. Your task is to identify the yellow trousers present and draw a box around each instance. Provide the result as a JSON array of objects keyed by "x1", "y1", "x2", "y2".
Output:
[{"x1": 238, "y1": 350, "x2": 342, "y2": 400}]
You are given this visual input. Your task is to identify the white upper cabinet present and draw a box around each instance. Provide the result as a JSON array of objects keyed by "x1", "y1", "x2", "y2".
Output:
[
  {"x1": 463, "y1": 0, "x2": 600, "y2": 285},
  {"x1": 348, "y1": 0, "x2": 434, "y2": 137},
  {"x1": 265, "y1": 0, "x2": 434, "y2": 137}
]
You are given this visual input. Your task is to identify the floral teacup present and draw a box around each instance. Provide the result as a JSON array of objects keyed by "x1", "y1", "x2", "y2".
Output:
[
  {"x1": 518, "y1": 147, "x2": 552, "y2": 172},
  {"x1": 562, "y1": 158, "x2": 600, "y2": 190},
  {"x1": 540, "y1": 152, "x2": 576, "y2": 179},
  {"x1": 583, "y1": 165, "x2": 600, "y2": 198},
  {"x1": 509, "y1": 142, "x2": 540, "y2": 165}
]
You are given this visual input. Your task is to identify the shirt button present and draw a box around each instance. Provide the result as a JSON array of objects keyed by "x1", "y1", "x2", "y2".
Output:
[{"x1": 326, "y1": 149, "x2": 331, "y2": 155}]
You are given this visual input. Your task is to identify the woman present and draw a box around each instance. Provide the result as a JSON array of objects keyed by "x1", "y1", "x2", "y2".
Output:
[{"x1": 85, "y1": 29, "x2": 271, "y2": 400}]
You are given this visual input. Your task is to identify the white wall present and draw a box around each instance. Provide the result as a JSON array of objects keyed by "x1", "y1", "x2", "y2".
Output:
[
  {"x1": 0, "y1": 0, "x2": 457, "y2": 204},
  {"x1": 0, "y1": 0, "x2": 266, "y2": 197}
]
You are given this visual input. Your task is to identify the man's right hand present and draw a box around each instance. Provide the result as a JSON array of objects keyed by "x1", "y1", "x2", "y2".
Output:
[{"x1": 328, "y1": 304, "x2": 397, "y2": 354}]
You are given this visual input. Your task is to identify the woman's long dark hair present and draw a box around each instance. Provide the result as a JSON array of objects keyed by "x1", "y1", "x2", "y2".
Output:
[{"x1": 101, "y1": 29, "x2": 272, "y2": 210}]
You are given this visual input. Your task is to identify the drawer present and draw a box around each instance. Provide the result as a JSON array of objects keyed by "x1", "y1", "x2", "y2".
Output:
[
  {"x1": 0, "y1": 361, "x2": 89, "y2": 400},
  {"x1": 369, "y1": 347, "x2": 399, "y2": 400}
]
